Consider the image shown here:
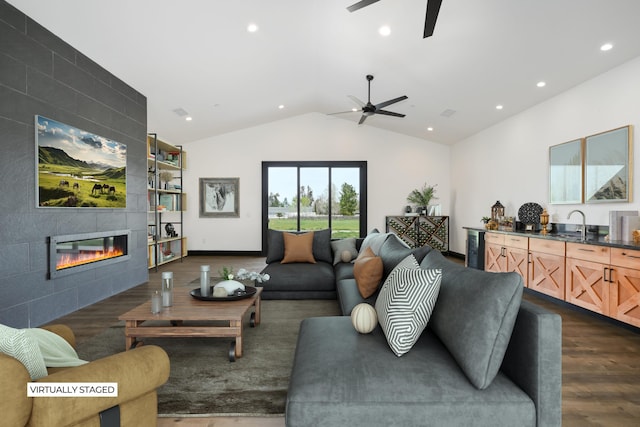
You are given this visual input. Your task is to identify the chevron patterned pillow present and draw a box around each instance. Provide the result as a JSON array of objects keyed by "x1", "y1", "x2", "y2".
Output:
[{"x1": 375, "y1": 255, "x2": 442, "y2": 357}]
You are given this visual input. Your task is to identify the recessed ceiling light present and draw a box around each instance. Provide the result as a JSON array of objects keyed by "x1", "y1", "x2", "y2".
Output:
[
  {"x1": 496, "y1": 105, "x2": 504, "y2": 110},
  {"x1": 427, "y1": 127, "x2": 434, "y2": 132},
  {"x1": 185, "y1": 116, "x2": 192, "y2": 121},
  {"x1": 379, "y1": 25, "x2": 391, "y2": 36},
  {"x1": 247, "y1": 23, "x2": 259, "y2": 33},
  {"x1": 278, "y1": 105, "x2": 284, "y2": 109},
  {"x1": 537, "y1": 81, "x2": 546, "y2": 88},
  {"x1": 352, "y1": 108, "x2": 358, "y2": 112},
  {"x1": 600, "y1": 43, "x2": 613, "y2": 51}
]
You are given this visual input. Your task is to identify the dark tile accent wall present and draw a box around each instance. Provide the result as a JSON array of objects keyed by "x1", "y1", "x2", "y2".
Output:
[{"x1": 0, "y1": 0, "x2": 148, "y2": 327}]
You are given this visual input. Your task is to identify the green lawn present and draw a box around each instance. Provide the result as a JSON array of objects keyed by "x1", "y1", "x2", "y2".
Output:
[{"x1": 269, "y1": 217, "x2": 360, "y2": 238}]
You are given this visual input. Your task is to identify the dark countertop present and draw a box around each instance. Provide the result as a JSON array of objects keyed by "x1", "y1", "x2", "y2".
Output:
[{"x1": 463, "y1": 226, "x2": 640, "y2": 251}]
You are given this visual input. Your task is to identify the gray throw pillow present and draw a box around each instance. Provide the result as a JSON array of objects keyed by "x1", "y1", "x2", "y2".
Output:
[
  {"x1": 359, "y1": 230, "x2": 391, "y2": 256},
  {"x1": 421, "y1": 250, "x2": 523, "y2": 389},
  {"x1": 330, "y1": 238, "x2": 358, "y2": 265},
  {"x1": 378, "y1": 235, "x2": 431, "y2": 280}
]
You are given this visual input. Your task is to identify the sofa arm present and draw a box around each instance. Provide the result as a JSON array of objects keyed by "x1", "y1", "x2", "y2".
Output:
[
  {"x1": 501, "y1": 299, "x2": 562, "y2": 427},
  {"x1": 29, "y1": 345, "x2": 169, "y2": 427}
]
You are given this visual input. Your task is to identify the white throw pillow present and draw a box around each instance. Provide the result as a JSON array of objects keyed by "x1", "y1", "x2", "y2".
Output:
[
  {"x1": 0, "y1": 324, "x2": 48, "y2": 380},
  {"x1": 375, "y1": 255, "x2": 442, "y2": 357},
  {"x1": 24, "y1": 328, "x2": 87, "y2": 368}
]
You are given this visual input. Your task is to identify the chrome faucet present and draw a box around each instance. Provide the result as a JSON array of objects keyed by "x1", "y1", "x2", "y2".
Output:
[{"x1": 567, "y1": 209, "x2": 587, "y2": 241}]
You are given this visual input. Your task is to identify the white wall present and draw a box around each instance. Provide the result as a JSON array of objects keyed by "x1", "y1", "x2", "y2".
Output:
[
  {"x1": 183, "y1": 113, "x2": 451, "y2": 251},
  {"x1": 450, "y1": 56, "x2": 640, "y2": 254}
]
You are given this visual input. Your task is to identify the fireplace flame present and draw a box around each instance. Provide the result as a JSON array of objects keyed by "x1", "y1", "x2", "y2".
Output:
[{"x1": 57, "y1": 249, "x2": 124, "y2": 270}]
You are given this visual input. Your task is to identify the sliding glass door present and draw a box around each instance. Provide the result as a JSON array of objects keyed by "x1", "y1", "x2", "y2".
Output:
[{"x1": 262, "y1": 161, "x2": 367, "y2": 252}]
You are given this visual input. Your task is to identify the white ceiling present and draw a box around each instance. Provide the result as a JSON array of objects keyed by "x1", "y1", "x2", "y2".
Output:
[{"x1": 8, "y1": 0, "x2": 640, "y2": 145}]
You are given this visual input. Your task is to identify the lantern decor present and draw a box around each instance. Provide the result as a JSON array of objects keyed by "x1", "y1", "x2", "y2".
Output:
[
  {"x1": 351, "y1": 303, "x2": 378, "y2": 334},
  {"x1": 491, "y1": 200, "x2": 505, "y2": 221}
]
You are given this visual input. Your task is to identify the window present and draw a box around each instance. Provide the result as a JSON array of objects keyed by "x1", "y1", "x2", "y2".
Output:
[{"x1": 262, "y1": 161, "x2": 367, "y2": 252}]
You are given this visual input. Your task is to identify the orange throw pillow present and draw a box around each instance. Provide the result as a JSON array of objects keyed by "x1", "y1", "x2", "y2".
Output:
[
  {"x1": 281, "y1": 232, "x2": 316, "y2": 264},
  {"x1": 353, "y1": 246, "x2": 383, "y2": 298}
]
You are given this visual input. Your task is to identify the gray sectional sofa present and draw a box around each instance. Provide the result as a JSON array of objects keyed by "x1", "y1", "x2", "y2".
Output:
[{"x1": 266, "y1": 230, "x2": 562, "y2": 427}]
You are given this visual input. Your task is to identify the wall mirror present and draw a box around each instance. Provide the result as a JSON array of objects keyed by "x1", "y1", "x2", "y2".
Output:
[
  {"x1": 549, "y1": 138, "x2": 583, "y2": 204},
  {"x1": 584, "y1": 125, "x2": 632, "y2": 203}
]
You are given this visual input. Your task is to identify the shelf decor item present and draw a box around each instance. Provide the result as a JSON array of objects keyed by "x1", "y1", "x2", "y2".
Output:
[
  {"x1": 407, "y1": 183, "x2": 437, "y2": 215},
  {"x1": 518, "y1": 202, "x2": 543, "y2": 231},
  {"x1": 491, "y1": 201, "x2": 504, "y2": 221}
]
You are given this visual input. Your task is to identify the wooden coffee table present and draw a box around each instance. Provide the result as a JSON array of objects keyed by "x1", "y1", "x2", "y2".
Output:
[{"x1": 118, "y1": 286, "x2": 262, "y2": 361}]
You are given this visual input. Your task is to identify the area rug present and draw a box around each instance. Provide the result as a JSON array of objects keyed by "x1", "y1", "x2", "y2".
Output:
[{"x1": 75, "y1": 299, "x2": 341, "y2": 416}]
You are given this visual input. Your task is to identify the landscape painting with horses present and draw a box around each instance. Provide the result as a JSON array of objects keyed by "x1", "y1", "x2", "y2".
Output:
[{"x1": 36, "y1": 115, "x2": 127, "y2": 208}]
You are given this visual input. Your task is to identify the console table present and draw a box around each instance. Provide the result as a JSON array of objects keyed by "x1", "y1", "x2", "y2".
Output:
[{"x1": 385, "y1": 215, "x2": 449, "y2": 252}]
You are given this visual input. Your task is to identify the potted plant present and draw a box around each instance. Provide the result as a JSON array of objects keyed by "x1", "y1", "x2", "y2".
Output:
[
  {"x1": 481, "y1": 216, "x2": 491, "y2": 229},
  {"x1": 407, "y1": 183, "x2": 437, "y2": 215}
]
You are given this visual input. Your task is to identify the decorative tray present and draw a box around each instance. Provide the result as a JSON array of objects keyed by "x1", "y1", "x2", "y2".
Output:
[
  {"x1": 190, "y1": 285, "x2": 257, "y2": 301},
  {"x1": 518, "y1": 202, "x2": 543, "y2": 225}
]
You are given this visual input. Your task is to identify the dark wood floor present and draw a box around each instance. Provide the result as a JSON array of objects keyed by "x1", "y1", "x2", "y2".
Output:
[{"x1": 49, "y1": 255, "x2": 640, "y2": 426}]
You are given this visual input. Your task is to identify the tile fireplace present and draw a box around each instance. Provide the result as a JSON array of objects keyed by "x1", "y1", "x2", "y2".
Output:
[{"x1": 48, "y1": 230, "x2": 131, "y2": 279}]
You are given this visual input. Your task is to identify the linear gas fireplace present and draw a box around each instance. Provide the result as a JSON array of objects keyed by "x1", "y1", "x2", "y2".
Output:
[{"x1": 48, "y1": 230, "x2": 131, "y2": 279}]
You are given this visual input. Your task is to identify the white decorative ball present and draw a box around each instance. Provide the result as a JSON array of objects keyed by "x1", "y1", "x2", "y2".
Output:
[
  {"x1": 341, "y1": 250, "x2": 353, "y2": 263},
  {"x1": 351, "y1": 303, "x2": 377, "y2": 334}
]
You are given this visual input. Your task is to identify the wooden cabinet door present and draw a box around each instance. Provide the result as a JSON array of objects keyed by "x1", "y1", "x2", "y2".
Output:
[
  {"x1": 529, "y1": 251, "x2": 565, "y2": 299},
  {"x1": 485, "y1": 242, "x2": 506, "y2": 272},
  {"x1": 609, "y1": 266, "x2": 640, "y2": 328},
  {"x1": 506, "y1": 247, "x2": 528, "y2": 284},
  {"x1": 566, "y1": 257, "x2": 608, "y2": 315}
]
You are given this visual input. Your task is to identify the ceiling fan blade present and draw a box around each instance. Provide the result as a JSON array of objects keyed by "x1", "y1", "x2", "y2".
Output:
[
  {"x1": 348, "y1": 95, "x2": 366, "y2": 108},
  {"x1": 375, "y1": 95, "x2": 408, "y2": 110},
  {"x1": 347, "y1": 0, "x2": 381, "y2": 13},
  {"x1": 423, "y1": 0, "x2": 442, "y2": 38},
  {"x1": 375, "y1": 110, "x2": 406, "y2": 118},
  {"x1": 358, "y1": 115, "x2": 368, "y2": 125},
  {"x1": 327, "y1": 109, "x2": 361, "y2": 116}
]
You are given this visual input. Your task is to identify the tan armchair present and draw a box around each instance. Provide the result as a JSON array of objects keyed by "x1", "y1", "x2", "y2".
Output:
[{"x1": 0, "y1": 324, "x2": 170, "y2": 427}]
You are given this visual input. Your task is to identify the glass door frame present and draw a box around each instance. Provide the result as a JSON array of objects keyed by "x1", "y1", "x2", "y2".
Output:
[{"x1": 261, "y1": 161, "x2": 368, "y2": 254}]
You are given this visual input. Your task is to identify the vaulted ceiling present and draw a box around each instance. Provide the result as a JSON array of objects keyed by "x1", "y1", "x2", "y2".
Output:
[{"x1": 8, "y1": 0, "x2": 640, "y2": 145}]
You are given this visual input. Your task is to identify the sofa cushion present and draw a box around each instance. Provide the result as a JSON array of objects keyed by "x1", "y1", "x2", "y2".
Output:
[
  {"x1": 337, "y1": 278, "x2": 377, "y2": 315},
  {"x1": 0, "y1": 324, "x2": 47, "y2": 380},
  {"x1": 378, "y1": 235, "x2": 431, "y2": 280},
  {"x1": 421, "y1": 250, "x2": 523, "y2": 389},
  {"x1": 330, "y1": 238, "x2": 358, "y2": 265},
  {"x1": 282, "y1": 232, "x2": 316, "y2": 264},
  {"x1": 286, "y1": 317, "x2": 536, "y2": 427},
  {"x1": 353, "y1": 246, "x2": 383, "y2": 298},
  {"x1": 260, "y1": 262, "x2": 336, "y2": 293},
  {"x1": 375, "y1": 255, "x2": 442, "y2": 356},
  {"x1": 266, "y1": 229, "x2": 332, "y2": 264}
]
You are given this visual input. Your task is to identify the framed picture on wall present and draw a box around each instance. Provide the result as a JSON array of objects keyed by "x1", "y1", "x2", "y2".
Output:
[
  {"x1": 36, "y1": 115, "x2": 127, "y2": 208},
  {"x1": 549, "y1": 138, "x2": 583, "y2": 204},
  {"x1": 584, "y1": 125, "x2": 632, "y2": 203},
  {"x1": 199, "y1": 177, "x2": 240, "y2": 217}
]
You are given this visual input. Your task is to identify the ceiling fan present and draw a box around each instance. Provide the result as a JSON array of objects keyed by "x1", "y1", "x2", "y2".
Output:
[
  {"x1": 331, "y1": 74, "x2": 408, "y2": 125},
  {"x1": 347, "y1": 0, "x2": 443, "y2": 38}
]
